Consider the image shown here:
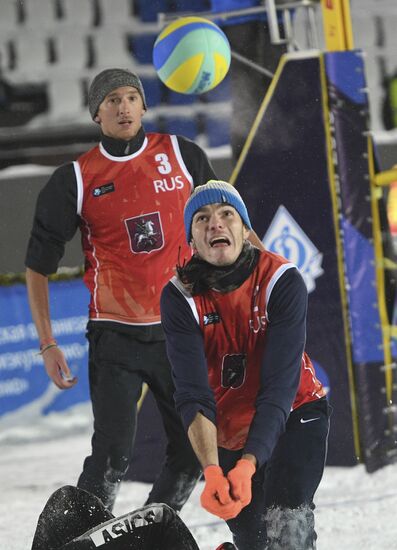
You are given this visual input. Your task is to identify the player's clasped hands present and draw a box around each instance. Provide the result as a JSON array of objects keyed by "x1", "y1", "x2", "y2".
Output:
[{"x1": 201, "y1": 460, "x2": 256, "y2": 520}]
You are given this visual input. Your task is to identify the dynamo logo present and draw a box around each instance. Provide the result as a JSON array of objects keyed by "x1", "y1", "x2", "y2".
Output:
[{"x1": 262, "y1": 205, "x2": 324, "y2": 293}]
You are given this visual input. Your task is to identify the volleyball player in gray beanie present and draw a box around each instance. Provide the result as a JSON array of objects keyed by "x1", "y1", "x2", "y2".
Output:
[
  {"x1": 25, "y1": 62, "x2": 219, "y2": 515},
  {"x1": 88, "y1": 68, "x2": 147, "y2": 120}
]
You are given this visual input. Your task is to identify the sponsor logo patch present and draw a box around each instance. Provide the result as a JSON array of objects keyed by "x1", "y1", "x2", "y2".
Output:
[
  {"x1": 203, "y1": 312, "x2": 221, "y2": 326},
  {"x1": 92, "y1": 182, "x2": 115, "y2": 197}
]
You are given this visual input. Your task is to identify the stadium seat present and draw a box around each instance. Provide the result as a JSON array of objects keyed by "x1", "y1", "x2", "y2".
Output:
[
  {"x1": 29, "y1": 76, "x2": 88, "y2": 126},
  {"x1": 380, "y1": 15, "x2": 397, "y2": 50},
  {"x1": 142, "y1": 115, "x2": 160, "y2": 133},
  {"x1": 134, "y1": 0, "x2": 167, "y2": 23},
  {"x1": 353, "y1": 14, "x2": 377, "y2": 52},
  {"x1": 6, "y1": 31, "x2": 50, "y2": 83},
  {"x1": 48, "y1": 77, "x2": 86, "y2": 120},
  {"x1": 362, "y1": 52, "x2": 381, "y2": 90},
  {"x1": 92, "y1": 29, "x2": 136, "y2": 70},
  {"x1": 51, "y1": 29, "x2": 92, "y2": 74},
  {"x1": 59, "y1": 0, "x2": 96, "y2": 28},
  {"x1": 139, "y1": 76, "x2": 163, "y2": 107},
  {"x1": 0, "y1": 79, "x2": 48, "y2": 127},
  {"x1": 205, "y1": 114, "x2": 231, "y2": 148},
  {"x1": 129, "y1": 33, "x2": 157, "y2": 65},
  {"x1": 168, "y1": 0, "x2": 209, "y2": 13},
  {"x1": 163, "y1": 115, "x2": 199, "y2": 141},
  {"x1": 21, "y1": 0, "x2": 58, "y2": 30},
  {"x1": 0, "y1": 33, "x2": 14, "y2": 73},
  {"x1": 97, "y1": 0, "x2": 138, "y2": 27},
  {"x1": 0, "y1": 0, "x2": 19, "y2": 32}
]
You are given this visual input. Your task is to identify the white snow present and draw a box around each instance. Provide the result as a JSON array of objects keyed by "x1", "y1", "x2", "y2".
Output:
[{"x1": 1, "y1": 405, "x2": 397, "y2": 549}]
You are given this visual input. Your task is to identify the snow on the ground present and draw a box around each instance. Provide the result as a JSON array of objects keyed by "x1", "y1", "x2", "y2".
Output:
[{"x1": 1, "y1": 405, "x2": 397, "y2": 550}]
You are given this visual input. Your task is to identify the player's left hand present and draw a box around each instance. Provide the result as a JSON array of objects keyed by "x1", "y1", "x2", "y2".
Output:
[{"x1": 227, "y1": 458, "x2": 256, "y2": 507}]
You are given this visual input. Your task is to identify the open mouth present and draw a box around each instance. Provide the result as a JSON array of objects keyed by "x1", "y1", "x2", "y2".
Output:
[{"x1": 209, "y1": 237, "x2": 230, "y2": 247}]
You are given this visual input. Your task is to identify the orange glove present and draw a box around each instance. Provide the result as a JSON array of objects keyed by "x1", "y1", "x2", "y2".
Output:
[
  {"x1": 200, "y1": 465, "x2": 242, "y2": 520},
  {"x1": 227, "y1": 459, "x2": 256, "y2": 507}
]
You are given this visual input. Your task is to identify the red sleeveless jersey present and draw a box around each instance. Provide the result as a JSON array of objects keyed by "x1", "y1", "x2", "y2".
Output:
[
  {"x1": 189, "y1": 251, "x2": 325, "y2": 450},
  {"x1": 75, "y1": 133, "x2": 193, "y2": 325}
]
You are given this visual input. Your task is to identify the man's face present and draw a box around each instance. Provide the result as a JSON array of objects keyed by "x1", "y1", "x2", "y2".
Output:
[
  {"x1": 95, "y1": 86, "x2": 145, "y2": 140},
  {"x1": 191, "y1": 203, "x2": 250, "y2": 266}
]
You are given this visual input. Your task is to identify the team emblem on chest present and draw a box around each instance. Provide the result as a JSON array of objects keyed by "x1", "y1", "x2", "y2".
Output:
[{"x1": 124, "y1": 212, "x2": 164, "y2": 254}]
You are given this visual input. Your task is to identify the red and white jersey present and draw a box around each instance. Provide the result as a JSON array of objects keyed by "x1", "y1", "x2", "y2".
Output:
[
  {"x1": 75, "y1": 133, "x2": 193, "y2": 325},
  {"x1": 187, "y1": 251, "x2": 325, "y2": 450}
]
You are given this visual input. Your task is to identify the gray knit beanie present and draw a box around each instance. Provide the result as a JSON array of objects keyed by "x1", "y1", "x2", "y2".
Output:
[
  {"x1": 88, "y1": 68, "x2": 147, "y2": 120},
  {"x1": 184, "y1": 180, "x2": 252, "y2": 242}
]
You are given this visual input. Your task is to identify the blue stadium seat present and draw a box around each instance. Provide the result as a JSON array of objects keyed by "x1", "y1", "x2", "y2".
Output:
[
  {"x1": 169, "y1": 0, "x2": 209, "y2": 13},
  {"x1": 142, "y1": 117, "x2": 160, "y2": 133},
  {"x1": 129, "y1": 33, "x2": 157, "y2": 65},
  {"x1": 135, "y1": 0, "x2": 167, "y2": 23},
  {"x1": 205, "y1": 114, "x2": 231, "y2": 147},
  {"x1": 139, "y1": 76, "x2": 163, "y2": 107},
  {"x1": 163, "y1": 116, "x2": 199, "y2": 141}
]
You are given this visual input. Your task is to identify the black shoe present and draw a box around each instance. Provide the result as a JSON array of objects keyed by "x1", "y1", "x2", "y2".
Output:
[{"x1": 215, "y1": 544, "x2": 237, "y2": 550}]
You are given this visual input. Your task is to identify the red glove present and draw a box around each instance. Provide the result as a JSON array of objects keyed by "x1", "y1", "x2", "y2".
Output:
[
  {"x1": 227, "y1": 459, "x2": 256, "y2": 507},
  {"x1": 200, "y1": 465, "x2": 242, "y2": 520}
]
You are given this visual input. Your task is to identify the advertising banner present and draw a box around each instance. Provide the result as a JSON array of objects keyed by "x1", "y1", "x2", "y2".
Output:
[
  {"x1": 0, "y1": 280, "x2": 90, "y2": 422},
  {"x1": 325, "y1": 50, "x2": 397, "y2": 471}
]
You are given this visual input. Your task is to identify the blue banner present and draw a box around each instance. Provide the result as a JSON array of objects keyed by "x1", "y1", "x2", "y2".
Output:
[
  {"x1": 0, "y1": 280, "x2": 90, "y2": 420},
  {"x1": 325, "y1": 50, "x2": 397, "y2": 471}
]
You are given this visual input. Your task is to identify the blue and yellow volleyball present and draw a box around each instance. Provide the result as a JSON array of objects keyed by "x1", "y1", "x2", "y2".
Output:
[{"x1": 153, "y1": 16, "x2": 231, "y2": 95}]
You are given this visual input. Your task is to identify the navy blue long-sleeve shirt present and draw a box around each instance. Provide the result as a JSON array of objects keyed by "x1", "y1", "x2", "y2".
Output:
[{"x1": 160, "y1": 266, "x2": 307, "y2": 467}]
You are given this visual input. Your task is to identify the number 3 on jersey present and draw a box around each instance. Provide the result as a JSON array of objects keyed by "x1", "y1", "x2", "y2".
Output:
[{"x1": 155, "y1": 153, "x2": 172, "y2": 174}]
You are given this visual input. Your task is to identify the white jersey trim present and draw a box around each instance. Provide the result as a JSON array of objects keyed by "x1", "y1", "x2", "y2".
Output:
[
  {"x1": 73, "y1": 161, "x2": 84, "y2": 217},
  {"x1": 170, "y1": 135, "x2": 194, "y2": 191},
  {"x1": 98, "y1": 137, "x2": 148, "y2": 162},
  {"x1": 89, "y1": 318, "x2": 162, "y2": 326},
  {"x1": 265, "y1": 263, "x2": 297, "y2": 321},
  {"x1": 80, "y1": 216, "x2": 100, "y2": 317},
  {"x1": 171, "y1": 275, "x2": 200, "y2": 324}
]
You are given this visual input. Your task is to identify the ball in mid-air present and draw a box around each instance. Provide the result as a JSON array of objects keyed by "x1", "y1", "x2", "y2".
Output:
[{"x1": 153, "y1": 16, "x2": 231, "y2": 95}]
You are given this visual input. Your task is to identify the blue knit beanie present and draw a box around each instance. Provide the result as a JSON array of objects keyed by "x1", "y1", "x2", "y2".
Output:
[{"x1": 184, "y1": 180, "x2": 252, "y2": 242}]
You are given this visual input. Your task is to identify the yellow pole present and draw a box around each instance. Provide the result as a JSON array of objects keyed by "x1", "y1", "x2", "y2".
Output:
[
  {"x1": 368, "y1": 139, "x2": 394, "y2": 405},
  {"x1": 321, "y1": 0, "x2": 354, "y2": 51}
]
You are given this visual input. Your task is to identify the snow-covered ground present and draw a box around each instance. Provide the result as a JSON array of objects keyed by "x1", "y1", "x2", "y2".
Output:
[{"x1": 1, "y1": 405, "x2": 397, "y2": 550}]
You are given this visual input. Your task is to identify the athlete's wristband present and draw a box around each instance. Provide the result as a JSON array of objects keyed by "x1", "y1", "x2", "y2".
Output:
[{"x1": 39, "y1": 339, "x2": 58, "y2": 355}]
